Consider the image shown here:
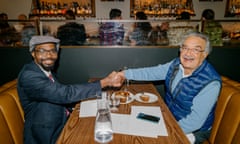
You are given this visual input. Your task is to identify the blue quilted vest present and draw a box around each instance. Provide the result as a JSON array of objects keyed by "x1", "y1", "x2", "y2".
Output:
[{"x1": 165, "y1": 58, "x2": 221, "y2": 131}]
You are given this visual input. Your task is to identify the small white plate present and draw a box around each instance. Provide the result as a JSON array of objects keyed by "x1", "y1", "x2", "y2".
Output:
[
  {"x1": 135, "y1": 92, "x2": 158, "y2": 103},
  {"x1": 112, "y1": 91, "x2": 135, "y2": 104}
]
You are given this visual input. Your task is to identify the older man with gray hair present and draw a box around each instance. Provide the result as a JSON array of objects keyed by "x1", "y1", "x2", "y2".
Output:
[{"x1": 114, "y1": 32, "x2": 222, "y2": 144}]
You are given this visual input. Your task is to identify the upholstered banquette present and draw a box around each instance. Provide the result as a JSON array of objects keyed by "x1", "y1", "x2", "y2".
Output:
[
  {"x1": 203, "y1": 76, "x2": 240, "y2": 144},
  {"x1": 0, "y1": 77, "x2": 239, "y2": 144},
  {"x1": 0, "y1": 79, "x2": 24, "y2": 144}
]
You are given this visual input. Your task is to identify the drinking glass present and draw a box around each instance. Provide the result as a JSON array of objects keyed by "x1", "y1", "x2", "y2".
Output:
[{"x1": 109, "y1": 95, "x2": 120, "y2": 112}]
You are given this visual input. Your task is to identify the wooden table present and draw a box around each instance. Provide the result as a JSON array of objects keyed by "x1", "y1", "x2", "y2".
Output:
[{"x1": 56, "y1": 83, "x2": 190, "y2": 144}]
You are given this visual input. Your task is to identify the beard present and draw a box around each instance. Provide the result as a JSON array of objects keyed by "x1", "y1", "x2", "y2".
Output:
[
  {"x1": 40, "y1": 63, "x2": 55, "y2": 71},
  {"x1": 38, "y1": 58, "x2": 56, "y2": 72}
]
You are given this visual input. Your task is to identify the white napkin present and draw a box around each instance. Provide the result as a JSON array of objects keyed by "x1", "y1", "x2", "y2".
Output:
[{"x1": 79, "y1": 100, "x2": 97, "y2": 117}]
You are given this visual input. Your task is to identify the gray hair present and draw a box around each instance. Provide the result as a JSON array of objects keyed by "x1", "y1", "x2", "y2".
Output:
[{"x1": 180, "y1": 32, "x2": 212, "y2": 54}]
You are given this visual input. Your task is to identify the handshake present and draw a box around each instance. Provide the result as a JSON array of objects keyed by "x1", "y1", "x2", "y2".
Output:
[{"x1": 101, "y1": 71, "x2": 126, "y2": 88}]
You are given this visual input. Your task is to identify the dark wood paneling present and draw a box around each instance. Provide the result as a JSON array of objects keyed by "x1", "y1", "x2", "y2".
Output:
[
  {"x1": 1, "y1": 46, "x2": 239, "y2": 87},
  {"x1": 0, "y1": 47, "x2": 32, "y2": 85},
  {"x1": 57, "y1": 47, "x2": 179, "y2": 84}
]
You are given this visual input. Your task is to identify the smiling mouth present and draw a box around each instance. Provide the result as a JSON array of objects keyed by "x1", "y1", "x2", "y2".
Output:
[
  {"x1": 183, "y1": 55, "x2": 194, "y2": 62},
  {"x1": 44, "y1": 60, "x2": 54, "y2": 64},
  {"x1": 42, "y1": 59, "x2": 55, "y2": 66},
  {"x1": 184, "y1": 57, "x2": 194, "y2": 61}
]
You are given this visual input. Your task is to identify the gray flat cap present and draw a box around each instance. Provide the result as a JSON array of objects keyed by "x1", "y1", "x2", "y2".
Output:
[{"x1": 29, "y1": 36, "x2": 60, "y2": 52}]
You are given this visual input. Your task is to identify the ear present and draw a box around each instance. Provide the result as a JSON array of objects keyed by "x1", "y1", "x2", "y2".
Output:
[
  {"x1": 203, "y1": 52, "x2": 208, "y2": 59},
  {"x1": 31, "y1": 52, "x2": 35, "y2": 58}
]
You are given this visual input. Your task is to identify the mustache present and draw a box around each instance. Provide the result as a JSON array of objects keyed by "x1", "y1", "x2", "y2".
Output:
[
  {"x1": 182, "y1": 55, "x2": 194, "y2": 60},
  {"x1": 41, "y1": 58, "x2": 56, "y2": 61}
]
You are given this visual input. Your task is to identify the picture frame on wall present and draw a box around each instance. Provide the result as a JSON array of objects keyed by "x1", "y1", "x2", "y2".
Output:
[
  {"x1": 31, "y1": 0, "x2": 96, "y2": 17},
  {"x1": 101, "y1": 0, "x2": 124, "y2": 1},
  {"x1": 225, "y1": 0, "x2": 239, "y2": 17},
  {"x1": 199, "y1": 0, "x2": 223, "y2": 1}
]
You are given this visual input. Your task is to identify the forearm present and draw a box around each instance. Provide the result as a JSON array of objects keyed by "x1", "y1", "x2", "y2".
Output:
[
  {"x1": 100, "y1": 77, "x2": 112, "y2": 88},
  {"x1": 124, "y1": 62, "x2": 172, "y2": 81}
]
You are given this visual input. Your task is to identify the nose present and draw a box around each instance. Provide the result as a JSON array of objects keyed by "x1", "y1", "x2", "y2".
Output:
[
  {"x1": 185, "y1": 48, "x2": 195, "y2": 54},
  {"x1": 43, "y1": 51, "x2": 53, "y2": 58}
]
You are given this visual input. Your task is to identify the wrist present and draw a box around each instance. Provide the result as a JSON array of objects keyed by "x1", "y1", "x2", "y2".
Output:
[{"x1": 100, "y1": 77, "x2": 111, "y2": 88}]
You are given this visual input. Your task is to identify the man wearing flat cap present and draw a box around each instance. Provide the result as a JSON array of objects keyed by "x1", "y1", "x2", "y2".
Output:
[{"x1": 17, "y1": 35, "x2": 122, "y2": 144}]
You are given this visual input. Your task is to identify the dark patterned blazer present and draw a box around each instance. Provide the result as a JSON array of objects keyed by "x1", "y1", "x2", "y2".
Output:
[{"x1": 17, "y1": 61, "x2": 101, "y2": 144}]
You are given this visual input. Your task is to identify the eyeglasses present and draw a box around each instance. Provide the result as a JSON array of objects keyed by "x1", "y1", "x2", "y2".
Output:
[
  {"x1": 34, "y1": 49, "x2": 57, "y2": 55},
  {"x1": 180, "y1": 47, "x2": 205, "y2": 54}
]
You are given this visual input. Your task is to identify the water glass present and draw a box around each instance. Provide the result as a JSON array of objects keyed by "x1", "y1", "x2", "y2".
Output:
[{"x1": 109, "y1": 95, "x2": 120, "y2": 112}]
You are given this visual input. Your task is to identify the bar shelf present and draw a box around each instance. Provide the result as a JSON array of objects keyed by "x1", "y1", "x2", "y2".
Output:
[{"x1": 130, "y1": 0, "x2": 195, "y2": 18}]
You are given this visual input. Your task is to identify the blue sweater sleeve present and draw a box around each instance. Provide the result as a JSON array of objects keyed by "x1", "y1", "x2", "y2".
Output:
[
  {"x1": 178, "y1": 81, "x2": 221, "y2": 133},
  {"x1": 125, "y1": 61, "x2": 173, "y2": 81}
]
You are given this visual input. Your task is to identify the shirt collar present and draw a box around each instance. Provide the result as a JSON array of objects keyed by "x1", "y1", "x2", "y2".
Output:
[
  {"x1": 179, "y1": 64, "x2": 192, "y2": 78},
  {"x1": 36, "y1": 64, "x2": 52, "y2": 77}
]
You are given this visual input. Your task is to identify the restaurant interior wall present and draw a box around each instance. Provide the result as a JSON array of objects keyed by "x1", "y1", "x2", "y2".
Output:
[
  {"x1": 1, "y1": 46, "x2": 240, "y2": 96},
  {"x1": 0, "y1": 0, "x2": 238, "y2": 20}
]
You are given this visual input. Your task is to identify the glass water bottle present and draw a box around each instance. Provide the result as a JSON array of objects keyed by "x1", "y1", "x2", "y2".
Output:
[{"x1": 94, "y1": 92, "x2": 113, "y2": 144}]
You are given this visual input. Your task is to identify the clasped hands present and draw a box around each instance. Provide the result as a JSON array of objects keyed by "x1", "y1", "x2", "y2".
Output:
[{"x1": 101, "y1": 71, "x2": 125, "y2": 88}]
